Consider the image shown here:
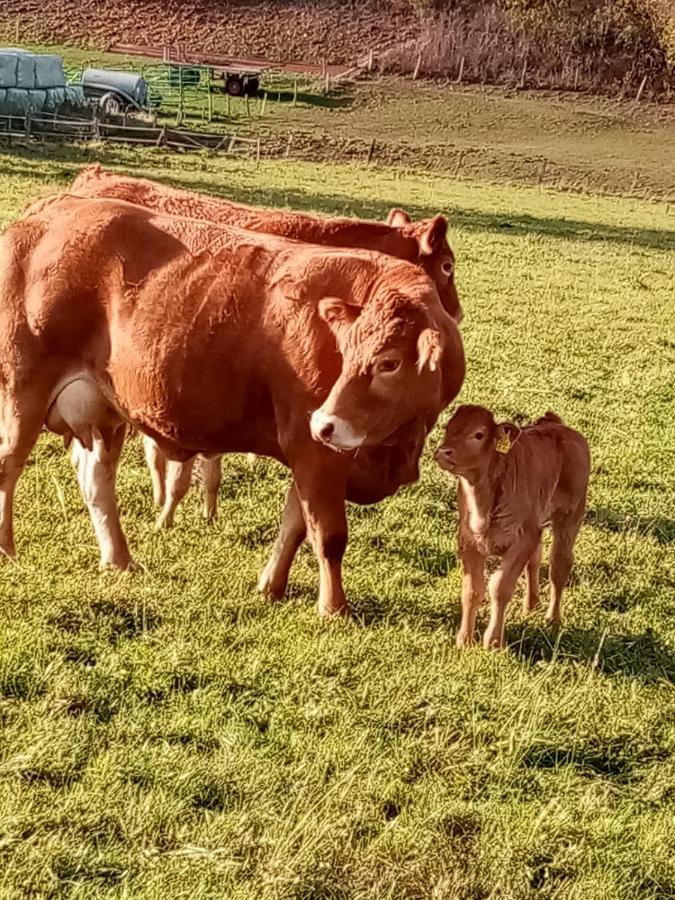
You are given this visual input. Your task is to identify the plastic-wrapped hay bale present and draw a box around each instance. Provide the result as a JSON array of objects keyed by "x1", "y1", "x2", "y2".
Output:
[
  {"x1": 15, "y1": 52, "x2": 36, "y2": 89},
  {"x1": 26, "y1": 89, "x2": 46, "y2": 111},
  {"x1": 44, "y1": 87, "x2": 66, "y2": 111},
  {"x1": 4, "y1": 88, "x2": 31, "y2": 115},
  {"x1": 64, "y1": 84, "x2": 86, "y2": 107},
  {"x1": 0, "y1": 53, "x2": 18, "y2": 88},
  {"x1": 34, "y1": 54, "x2": 65, "y2": 88}
]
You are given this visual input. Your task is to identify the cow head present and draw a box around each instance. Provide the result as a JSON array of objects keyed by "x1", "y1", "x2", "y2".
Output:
[
  {"x1": 310, "y1": 289, "x2": 453, "y2": 453},
  {"x1": 435, "y1": 405, "x2": 519, "y2": 477},
  {"x1": 386, "y1": 209, "x2": 462, "y2": 325}
]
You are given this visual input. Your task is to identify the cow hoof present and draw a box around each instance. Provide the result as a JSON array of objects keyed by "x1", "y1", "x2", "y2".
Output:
[
  {"x1": 318, "y1": 603, "x2": 351, "y2": 620},
  {"x1": 100, "y1": 558, "x2": 138, "y2": 573},
  {"x1": 257, "y1": 570, "x2": 287, "y2": 601},
  {"x1": 482, "y1": 630, "x2": 505, "y2": 651},
  {"x1": 155, "y1": 516, "x2": 173, "y2": 531},
  {"x1": 545, "y1": 614, "x2": 562, "y2": 631}
]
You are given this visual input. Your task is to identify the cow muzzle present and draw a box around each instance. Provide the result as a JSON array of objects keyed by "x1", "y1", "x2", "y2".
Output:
[{"x1": 310, "y1": 409, "x2": 366, "y2": 452}]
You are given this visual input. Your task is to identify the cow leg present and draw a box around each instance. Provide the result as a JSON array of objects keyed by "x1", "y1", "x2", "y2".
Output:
[
  {"x1": 143, "y1": 435, "x2": 166, "y2": 508},
  {"x1": 524, "y1": 533, "x2": 543, "y2": 613},
  {"x1": 456, "y1": 543, "x2": 486, "y2": 648},
  {"x1": 483, "y1": 535, "x2": 539, "y2": 650},
  {"x1": 0, "y1": 400, "x2": 44, "y2": 561},
  {"x1": 71, "y1": 424, "x2": 135, "y2": 570},
  {"x1": 292, "y1": 458, "x2": 349, "y2": 618},
  {"x1": 156, "y1": 458, "x2": 195, "y2": 530},
  {"x1": 546, "y1": 514, "x2": 582, "y2": 629},
  {"x1": 258, "y1": 484, "x2": 306, "y2": 600},
  {"x1": 201, "y1": 455, "x2": 222, "y2": 523}
]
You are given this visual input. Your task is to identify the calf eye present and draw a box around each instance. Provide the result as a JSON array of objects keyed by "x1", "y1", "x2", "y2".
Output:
[
  {"x1": 474, "y1": 431, "x2": 484, "y2": 440},
  {"x1": 441, "y1": 261, "x2": 454, "y2": 277},
  {"x1": 376, "y1": 358, "x2": 402, "y2": 375}
]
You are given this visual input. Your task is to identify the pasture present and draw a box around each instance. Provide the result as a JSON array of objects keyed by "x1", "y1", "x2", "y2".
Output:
[{"x1": 0, "y1": 142, "x2": 673, "y2": 899}]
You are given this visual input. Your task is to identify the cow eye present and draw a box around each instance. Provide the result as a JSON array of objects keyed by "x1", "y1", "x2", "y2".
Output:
[
  {"x1": 473, "y1": 431, "x2": 484, "y2": 440},
  {"x1": 441, "y1": 261, "x2": 454, "y2": 277},
  {"x1": 375, "y1": 358, "x2": 401, "y2": 375}
]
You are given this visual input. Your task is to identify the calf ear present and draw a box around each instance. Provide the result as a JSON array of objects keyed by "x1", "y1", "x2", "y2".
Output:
[
  {"x1": 419, "y1": 214, "x2": 448, "y2": 257},
  {"x1": 386, "y1": 208, "x2": 412, "y2": 227},
  {"x1": 417, "y1": 327, "x2": 443, "y2": 373},
  {"x1": 318, "y1": 297, "x2": 361, "y2": 340}
]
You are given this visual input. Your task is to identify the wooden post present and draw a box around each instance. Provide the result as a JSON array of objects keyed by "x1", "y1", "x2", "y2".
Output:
[
  {"x1": 260, "y1": 91, "x2": 268, "y2": 116},
  {"x1": 456, "y1": 56, "x2": 465, "y2": 84},
  {"x1": 14, "y1": 16, "x2": 19, "y2": 43},
  {"x1": 366, "y1": 137, "x2": 376, "y2": 165},
  {"x1": 206, "y1": 67, "x2": 213, "y2": 123},
  {"x1": 574, "y1": 64, "x2": 580, "y2": 90},
  {"x1": 256, "y1": 137, "x2": 261, "y2": 167},
  {"x1": 413, "y1": 52, "x2": 422, "y2": 81},
  {"x1": 519, "y1": 58, "x2": 528, "y2": 89},
  {"x1": 321, "y1": 59, "x2": 327, "y2": 78},
  {"x1": 635, "y1": 75, "x2": 648, "y2": 102},
  {"x1": 245, "y1": 95, "x2": 251, "y2": 117},
  {"x1": 630, "y1": 172, "x2": 640, "y2": 194},
  {"x1": 92, "y1": 107, "x2": 100, "y2": 140},
  {"x1": 368, "y1": 49, "x2": 374, "y2": 73},
  {"x1": 24, "y1": 110, "x2": 31, "y2": 140},
  {"x1": 324, "y1": 72, "x2": 330, "y2": 94},
  {"x1": 537, "y1": 160, "x2": 548, "y2": 186},
  {"x1": 156, "y1": 124, "x2": 167, "y2": 147},
  {"x1": 454, "y1": 150, "x2": 465, "y2": 177},
  {"x1": 226, "y1": 93, "x2": 231, "y2": 118},
  {"x1": 284, "y1": 132, "x2": 293, "y2": 158},
  {"x1": 176, "y1": 64, "x2": 184, "y2": 126},
  {"x1": 292, "y1": 75, "x2": 298, "y2": 107}
]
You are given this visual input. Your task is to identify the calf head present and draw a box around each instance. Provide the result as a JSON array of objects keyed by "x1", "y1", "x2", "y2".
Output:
[
  {"x1": 387, "y1": 209, "x2": 462, "y2": 325},
  {"x1": 310, "y1": 291, "x2": 448, "y2": 453},
  {"x1": 435, "y1": 405, "x2": 518, "y2": 477}
]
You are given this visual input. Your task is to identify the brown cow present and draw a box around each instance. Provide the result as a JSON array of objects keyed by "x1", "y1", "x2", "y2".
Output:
[
  {"x1": 0, "y1": 195, "x2": 464, "y2": 618},
  {"x1": 434, "y1": 406, "x2": 590, "y2": 649},
  {"x1": 65, "y1": 166, "x2": 464, "y2": 577}
]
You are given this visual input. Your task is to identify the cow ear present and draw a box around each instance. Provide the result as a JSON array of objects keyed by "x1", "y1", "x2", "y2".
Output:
[
  {"x1": 386, "y1": 208, "x2": 412, "y2": 228},
  {"x1": 417, "y1": 327, "x2": 443, "y2": 373},
  {"x1": 318, "y1": 297, "x2": 361, "y2": 337},
  {"x1": 419, "y1": 214, "x2": 448, "y2": 256}
]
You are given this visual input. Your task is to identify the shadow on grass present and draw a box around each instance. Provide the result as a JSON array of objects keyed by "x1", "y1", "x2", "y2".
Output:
[
  {"x1": 510, "y1": 622, "x2": 675, "y2": 684},
  {"x1": 2, "y1": 144, "x2": 673, "y2": 253},
  {"x1": 587, "y1": 505, "x2": 675, "y2": 545}
]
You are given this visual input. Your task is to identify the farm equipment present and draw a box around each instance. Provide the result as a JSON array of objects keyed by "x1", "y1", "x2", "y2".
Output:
[
  {"x1": 208, "y1": 66, "x2": 260, "y2": 97},
  {"x1": 81, "y1": 67, "x2": 160, "y2": 114}
]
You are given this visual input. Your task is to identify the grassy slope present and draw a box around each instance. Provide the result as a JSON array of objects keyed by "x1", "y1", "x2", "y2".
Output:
[
  {"x1": 0, "y1": 145, "x2": 674, "y2": 898},
  {"x1": 20, "y1": 44, "x2": 675, "y2": 198}
]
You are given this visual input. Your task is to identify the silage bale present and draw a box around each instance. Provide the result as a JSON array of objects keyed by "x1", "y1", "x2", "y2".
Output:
[
  {"x1": 44, "y1": 87, "x2": 66, "y2": 111},
  {"x1": 4, "y1": 88, "x2": 31, "y2": 115},
  {"x1": 34, "y1": 54, "x2": 65, "y2": 88},
  {"x1": 64, "y1": 84, "x2": 86, "y2": 107},
  {"x1": 0, "y1": 53, "x2": 18, "y2": 88},
  {"x1": 27, "y1": 89, "x2": 46, "y2": 111},
  {"x1": 15, "y1": 52, "x2": 36, "y2": 89}
]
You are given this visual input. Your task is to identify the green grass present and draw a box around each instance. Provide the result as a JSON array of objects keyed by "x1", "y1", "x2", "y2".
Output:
[{"x1": 0, "y1": 142, "x2": 674, "y2": 898}]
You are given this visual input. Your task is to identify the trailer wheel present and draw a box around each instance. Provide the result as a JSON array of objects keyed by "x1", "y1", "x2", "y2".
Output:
[
  {"x1": 99, "y1": 92, "x2": 122, "y2": 116},
  {"x1": 226, "y1": 75, "x2": 244, "y2": 97}
]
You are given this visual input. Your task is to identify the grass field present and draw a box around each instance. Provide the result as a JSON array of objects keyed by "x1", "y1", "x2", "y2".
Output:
[{"x1": 0, "y1": 139, "x2": 674, "y2": 899}]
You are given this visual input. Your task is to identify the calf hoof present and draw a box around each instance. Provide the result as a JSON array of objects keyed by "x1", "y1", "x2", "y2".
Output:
[
  {"x1": 545, "y1": 613, "x2": 562, "y2": 632},
  {"x1": 203, "y1": 508, "x2": 217, "y2": 524},
  {"x1": 523, "y1": 597, "x2": 540, "y2": 614},
  {"x1": 257, "y1": 568, "x2": 287, "y2": 602},
  {"x1": 100, "y1": 557, "x2": 138, "y2": 573},
  {"x1": 482, "y1": 629, "x2": 506, "y2": 650},
  {"x1": 456, "y1": 630, "x2": 475, "y2": 649},
  {"x1": 155, "y1": 514, "x2": 174, "y2": 531}
]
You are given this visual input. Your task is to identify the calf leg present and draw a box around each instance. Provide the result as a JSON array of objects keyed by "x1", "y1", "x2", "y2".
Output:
[
  {"x1": 0, "y1": 399, "x2": 44, "y2": 560},
  {"x1": 524, "y1": 534, "x2": 543, "y2": 613},
  {"x1": 456, "y1": 543, "x2": 486, "y2": 648},
  {"x1": 201, "y1": 455, "x2": 222, "y2": 523},
  {"x1": 484, "y1": 535, "x2": 539, "y2": 650},
  {"x1": 292, "y1": 454, "x2": 349, "y2": 618},
  {"x1": 258, "y1": 484, "x2": 306, "y2": 600},
  {"x1": 143, "y1": 435, "x2": 166, "y2": 508},
  {"x1": 156, "y1": 458, "x2": 194, "y2": 530},
  {"x1": 71, "y1": 425, "x2": 135, "y2": 570},
  {"x1": 546, "y1": 514, "x2": 582, "y2": 628}
]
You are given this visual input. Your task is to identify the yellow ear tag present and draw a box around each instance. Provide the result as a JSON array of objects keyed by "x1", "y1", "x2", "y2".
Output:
[{"x1": 496, "y1": 433, "x2": 511, "y2": 454}]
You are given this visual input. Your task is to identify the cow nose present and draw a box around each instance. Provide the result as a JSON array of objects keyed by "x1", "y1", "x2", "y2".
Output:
[{"x1": 319, "y1": 422, "x2": 334, "y2": 441}]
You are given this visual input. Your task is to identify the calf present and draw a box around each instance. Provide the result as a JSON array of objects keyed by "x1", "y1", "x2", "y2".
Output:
[{"x1": 434, "y1": 406, "x2": 590, "y2": 649}]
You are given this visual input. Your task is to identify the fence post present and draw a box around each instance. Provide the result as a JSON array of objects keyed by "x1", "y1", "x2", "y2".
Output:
[
  {"x1": 635, "y1": 75, "x2": 648, "y2": 102},
  {"x1": 366, "y1": 137, "x2": 376, "y2": 165},
  {"x1": 456, "y1": 56, "x2": 465, "y2": 84},
  {"x1": 260, "y1": 91, "x2": 268, "y2": 116},
  {"x1": 284, "y1": 132, "x2": 293, "y2": 158},
  {"x1": 245, "y1": 95, "x2": 251, "y2": 117},
  {"x1": 519, "y1": 58, "x2": 528, "y2": 89},
  {"x1": 92, "y1": 106, "x2": 100, "y2": 140},
  {"x1": 368, "y1": 48, "x2": 374, "y2": 73},
  {"x1": 413, "y1": 53, "x2": 422, "y2": 80},
  {"x1": 292, "y1": 75, "x2": 298, "y2": 107},
  {"x1": 206, "y1": 67, "x2": 213, "y2": 123},
  {"x1": 324, "y1": 72, "x2": 330, "y2": 94},
  {"x1": 537, "y1": 160, "x2": 548, "y2": 186},
  {"x1": 256, "y1": 137, "x2": 261, "y2": 167}
]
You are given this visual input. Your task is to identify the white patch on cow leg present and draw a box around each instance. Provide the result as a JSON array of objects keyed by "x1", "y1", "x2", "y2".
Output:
[
  {"x1": 156, "y1": 458, "x2": 194, "y2": 530},
  {"x1": 200, "y1": 455, "x2": 222, "y2": 523},
  {"x1": 309, "y1": 409, "x2": 366, "y2": 452},
  {"x1": 143, "y1": 435, "x2": 166, "y2": 508},
  {"x1": 71, "y1": 427, "x2": 135, "y2": 570}
]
